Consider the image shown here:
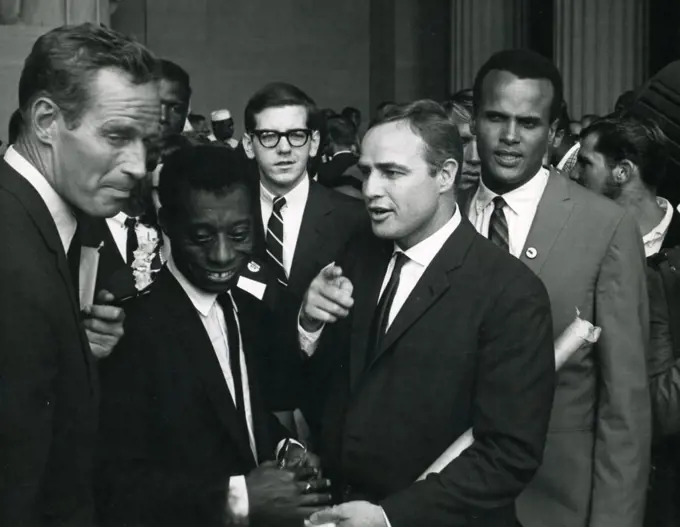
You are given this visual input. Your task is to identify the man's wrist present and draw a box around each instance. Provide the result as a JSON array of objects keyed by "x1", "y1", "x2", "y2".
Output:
[{"x1": 300, "y1": 310, "x2": 323, "y2": 333}]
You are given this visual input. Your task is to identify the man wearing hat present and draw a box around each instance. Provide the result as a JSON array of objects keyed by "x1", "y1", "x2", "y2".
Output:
[{"x1": 210, "y1": 108, "x2": 239, "y2": 149}]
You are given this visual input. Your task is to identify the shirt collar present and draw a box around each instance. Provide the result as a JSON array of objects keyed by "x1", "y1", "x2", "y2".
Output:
[
  {"x1": 396, "y1": 205, "x2": 462, "y2": 267},
  {"x1": 260, "y1": 173, "x2": 310, "y2": 209},
  {"x1": 556, "y1": 142, "x2": 581, "y2": 170},
  {"x1": 475, "y1": 167, "x2": 550, "y2": 217},
  {"x1": 168, "y1": 255, "x2": 220, "y2": 317},
  {"x1": 107, "y1": 211, "x2": 129, "y2": 227},
  {"x1": 332, "y1": 150, "x2": 354, "y2": 158},
  {"x1": 643, "y1": 197, "x2": 674, "y2": 245},
  {"x1": 4, "y1": 145, "x2": 77, "y2": 252}
]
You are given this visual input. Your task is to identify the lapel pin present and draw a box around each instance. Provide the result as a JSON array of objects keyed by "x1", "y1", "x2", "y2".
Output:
[
  {"x1": 525, "y1": 247, "x2": 538, "y2": 259},
  {"x1": 247, "y1": 261, "x2": 260, "y2": 273}
]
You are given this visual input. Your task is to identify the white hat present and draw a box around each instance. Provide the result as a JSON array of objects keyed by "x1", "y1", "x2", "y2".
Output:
[{"x1": 211, "y1": 109, "x2": 232, "y2": 121}]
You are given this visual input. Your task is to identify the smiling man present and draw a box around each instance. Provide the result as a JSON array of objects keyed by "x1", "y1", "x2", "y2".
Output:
[
  {"x1": 0, "y1": 23, "x2": 160, "y2": 526},
  {"x1": 96, "y1": 145, "x2": 331, "y2": 527},
  {"x1": 467, "y1": 49, "x2": 651, "y2": 527},
  {"x1": 299, "y1": 100, "x2": 555, "y2": 527}
]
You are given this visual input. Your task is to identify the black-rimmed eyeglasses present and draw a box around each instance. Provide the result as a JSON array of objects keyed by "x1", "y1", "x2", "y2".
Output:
[{"x1": 251, "y1": 129, "x2": 312, "y2": 149}]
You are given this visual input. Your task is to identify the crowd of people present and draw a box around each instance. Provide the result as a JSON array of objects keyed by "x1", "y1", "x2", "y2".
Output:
[{"x1": 1, "y1": 21, "x2": 680, "y2": 527}]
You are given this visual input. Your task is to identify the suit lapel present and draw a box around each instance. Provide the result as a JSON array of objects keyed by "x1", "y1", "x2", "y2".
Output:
[
  {"x1": 0, "y1": 161, "x2": 93, "y2": 379},
  {"x1": 361, "y1": 220, "x2": 478, "y2": 375},
  {"x1": 349, "y1": 241, "x2": 393, "y2": 391},
  {"x1": 519, "y1": 169, "x2": 575, "y2": 276},
  {"x1": 231, "y1": 289, "x2": 271, "y2": 462},
  {"x1": 288, "y1": 182, "x2": 335, "y2": 293},
  {"x1": 158, "y1": 270, "x2": 256, "y2": 466}
]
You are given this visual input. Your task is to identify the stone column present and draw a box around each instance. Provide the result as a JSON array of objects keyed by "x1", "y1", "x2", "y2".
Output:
[
  {"x1": 554, "y1": 0, "x2": 648, "y2": 118},
  {"x1": 450, "y1": 0, "x2": 528, "y2": 92}
]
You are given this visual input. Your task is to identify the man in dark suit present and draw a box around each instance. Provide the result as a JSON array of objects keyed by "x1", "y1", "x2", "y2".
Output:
[
  {"x1": 242, "y1": 82, "x2": 367, "y2": 303},
  {"x1": 0, "y1": 24, "x2": 160, "y2": 526},
  {"x1": 96, "y1": 146, "x2": 331, "y2": 527},
  {"x1": 241, "y1": 83, "x2": 367, "y2": 415},
  {"x1": 300, "y1": 100, "x2": 556, "y2": 527},
  {"x1": 317, "y1": 115, "x2": 362, "y2": 197},
  {"x1": 467, "y1": 50, "x2": 651, "y2": 527}
]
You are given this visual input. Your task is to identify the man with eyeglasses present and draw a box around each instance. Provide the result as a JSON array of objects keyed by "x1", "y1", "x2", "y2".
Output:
[{"x1": 241, "y1": 82, "x2": 367, "y2": 416}]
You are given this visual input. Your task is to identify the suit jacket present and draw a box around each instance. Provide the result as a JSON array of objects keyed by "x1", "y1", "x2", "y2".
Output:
[
  {"x1": 317, "y1": 152, "x2": 360, "y2": 187},
  {"x1": 252, "y1": 179, "x2": 367, "y2": 303},
  {"x1": 95, "y1": 268, "x2": 289, "y2": 527},
  {"x1": 508, "y1": 171, "x2": 652, "y2": 527},
  {"x1": 0, "y1": 160, "x2": 98, "y2": 526},
  {"x1": 308, "y1": 218, "x2": 556, "y2": 527}
]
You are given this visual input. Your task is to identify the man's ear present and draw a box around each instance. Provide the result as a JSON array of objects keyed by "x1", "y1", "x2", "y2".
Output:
[
  {"x1": 437, "y1": 158, "x2": 458, "y2": 194},
  {"x1": 614, "y1": 160, "x2": 635, "y2": 185},
  {"x1": 242, "y1": 133, "x2": 255, "y2": 159},
  {"x1": 548, "y1": 118, "x2": 559, "y2": 146},
  {"x1": 309, "y1": 130, "x2": 321, "y2": 158},
  {"x1": 31, "y1": 97, "x2": 60, "y2": 145}
]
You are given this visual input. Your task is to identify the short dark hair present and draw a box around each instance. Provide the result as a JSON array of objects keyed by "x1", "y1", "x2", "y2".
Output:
[
  {"x1": 188, "y1": 113, "x2": 206, "y2": 126},
  {"x1": 159, "y1": 145, "x2": 252, "y2": 220},
  {"x1": 370, "y1": 99, "x2": 463, "y2": 172},
  {"x1": 556, "y1": 101, "x2": 571, "y2": 134},
  {"x1": 327, "y1": 116, "x2": 358, "y2": 149},
  {"x1": 159, "y1": 59, "x2": 192, "y2": 103},
  {"x1": 473, "y1": 49, "x2": 564, "y2": 122},
  {"x1": 8, "y1": 109, "x2": 22, "y2": 144},
  {"x1": 341, "y1": 106, "x2": 361, "y2": 122},
  {"x1": 19, "y1": 23, "x2": 158, "y2": 129},
  {"x1": 582, "y1": 114, "x2": 669, "y2": 190},
  {"x1": 443, "y1": 89, "x2": 474, "y2": 125},
  {"x1": 244, "y1": 82, "x2": 319, "y2": 133},
  {"x1": 614, "y1": 90, "x2": 637, "y2": 113}
]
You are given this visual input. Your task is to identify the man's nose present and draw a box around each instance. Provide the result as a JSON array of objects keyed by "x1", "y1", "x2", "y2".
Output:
[
  {"x1": 123, "y1": 140, "x2": 148, "y2": 181},
  {"x1": 467, "y1": 138, "x2": 481, "y2": 165},
  {"x1": 277, "y1": 135, "x2": 293, "y2": 154},
  {"x1": 501, "y1": 121, "x2": 519, "y2": 144},
  {"x1": 209, "y1": 235, "x2": 235, "y2": 266}
]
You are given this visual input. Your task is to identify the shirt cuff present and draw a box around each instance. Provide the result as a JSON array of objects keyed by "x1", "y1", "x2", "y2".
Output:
[
  {"x1": 298, "y1": 309, "x2": 324, "y2": 357},
  {"x1": 381, "y1": 506, "x2": 392, "y2": 527},
  {"x1": 227, "y1": 475, "x2": 249, "y2": 524}
]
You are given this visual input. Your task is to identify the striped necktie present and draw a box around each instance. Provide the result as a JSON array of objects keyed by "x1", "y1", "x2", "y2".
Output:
[
  {"x1": 488, "y1": 196, "x2": 509, "y2": 251},
  {"x1": 266, "y1": 196, "x2": 287, "y2": 285}
]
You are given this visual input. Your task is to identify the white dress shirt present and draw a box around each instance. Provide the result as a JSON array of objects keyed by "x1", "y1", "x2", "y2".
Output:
[
  {"x1": 468, "y1": 168, "x2": 550, "y2": 258},
  {"x1": 260, "y1": 175, "x2": 309, "y2": 276},
  {"x1": 556, "y1": 142, "x2": 581, "y2": 171},
  {"x1": 299, "y1": 206, "x2": 462, "y2": 356},
  {"x1": 4, "y1": 145, "x2": 77, "y2": 252},
  {"x1": 106, "y1": 212, "x2": 159, "y2": 263},
  {"x1": 167, "y1": 257, "x2": 256, "y2": 522},
  {"x1": 643, "y1": 196, "x2": 674, "y2": 257}
]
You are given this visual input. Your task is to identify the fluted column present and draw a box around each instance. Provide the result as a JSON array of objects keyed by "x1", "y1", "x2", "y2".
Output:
[
  {"x1": 450, "y1": 0, "x2": 528, "y2": 92},
  {"x1": 554, "y1": 0, "x2": 648, "y2": 118}
]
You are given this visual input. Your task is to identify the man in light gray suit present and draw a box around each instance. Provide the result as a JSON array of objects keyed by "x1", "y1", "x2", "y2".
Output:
[{"x1": 465, "y1": 49, "x2": 651, "y2": 527}]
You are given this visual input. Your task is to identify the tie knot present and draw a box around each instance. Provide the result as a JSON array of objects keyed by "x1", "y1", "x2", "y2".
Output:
[
  {"x1": 273, "y1": 196, "x2": 286, "y2": 213},
  {"x1": 124, "y1": 216, "x2": 137, "y2": 229},
  {"x1": 392, "y1": 251, "x2": 409, "y2": 273},
  {"x1": 492, "y1": 196, "x2": 506, "y2": 211}
]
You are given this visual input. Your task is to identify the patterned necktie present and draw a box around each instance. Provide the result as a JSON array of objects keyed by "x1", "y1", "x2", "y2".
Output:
[
  {"x1": 366, "y1": 252, "x2": 410, "y2": 366},
  {"x1": 488, "y1": 196, "x2": 509, "y2": 252},
  {"x1": 266, "y1": 196, "x2": 287, "y2": 286},
  {"x1": 217, "y1": 293, "x2": 246, "y2": 421},
  {"x1": 124, "y1": 216, "x2": 138, "y2": 265}
]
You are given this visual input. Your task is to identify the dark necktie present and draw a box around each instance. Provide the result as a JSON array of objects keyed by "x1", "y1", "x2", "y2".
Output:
[
  {"x1": 217, "y1": 294, "x2": 246, "y2": 421},
  {"x1": 366, "y1": 252, "x2": 409, "y2": 366},
  {"x1": 488, "y1": 196, "x2": 509, "y2": 251},
  {"x1": 266, "y1": 196, "x2": 287, "y2": 286},
  {"x1": 67, "y1": 223, "x2": 81, "y2": 299},
  {"x1": 124, "y1": 216, "x2": 138, "y2": 265}
]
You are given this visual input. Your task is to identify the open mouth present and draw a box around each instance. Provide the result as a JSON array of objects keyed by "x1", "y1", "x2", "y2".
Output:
[
  {"x1": 205, "y1": 270, "x2": 236, "y2": 283},
  {"x1": 494, "y1": 151, "x2": 523, "y2": 168},
  {"x1": 367, "y1": 206, "x2": 392, "y2": 222}
]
